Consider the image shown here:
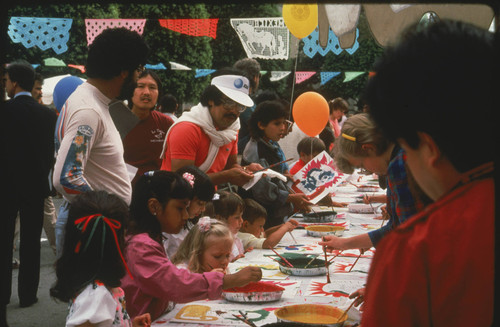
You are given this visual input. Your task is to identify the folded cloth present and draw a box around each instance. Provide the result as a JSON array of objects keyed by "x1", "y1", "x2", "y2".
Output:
[{"x1": 242, "y1": 170, "x2": 287, "y2": 190}]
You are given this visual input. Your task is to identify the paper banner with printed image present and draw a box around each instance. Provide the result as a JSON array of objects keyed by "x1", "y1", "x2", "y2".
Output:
[
  {"x1": 291, "y1": 151, "x2": 346, "y2": 204},
  {"x1": 230, "y1": 18, "x2": 289, "y2": 60},
  {"x1": 85, "y1": 19, "x2": 146, "y2": 45},
  {"x1": 8, "y1": 17, "x2": 73, "y2": 54}
]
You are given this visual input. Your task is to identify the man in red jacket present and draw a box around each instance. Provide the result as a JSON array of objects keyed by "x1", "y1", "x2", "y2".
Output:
[{"x1": 361, "y1": 20, "x2": 496, "y2": 326}]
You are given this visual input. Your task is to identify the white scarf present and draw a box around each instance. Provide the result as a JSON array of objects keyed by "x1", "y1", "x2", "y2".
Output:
[{"x1": 160, "y1": 103, "x2": 240, "y2": 172}]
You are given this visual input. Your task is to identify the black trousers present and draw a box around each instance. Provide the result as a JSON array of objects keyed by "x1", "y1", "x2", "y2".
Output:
[{"x1": 0, "y1": 193, "x2": 45, "y2": 306}]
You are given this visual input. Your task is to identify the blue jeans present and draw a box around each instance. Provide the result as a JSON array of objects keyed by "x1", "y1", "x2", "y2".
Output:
[{"x1": 55, "y1": 200, "x2": 70, "y2": 259}]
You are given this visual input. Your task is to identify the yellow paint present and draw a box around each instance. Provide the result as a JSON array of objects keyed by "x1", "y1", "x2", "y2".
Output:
[
  {"x1": 275, "y1": 304, "x2": 347, "y2": 325},
  {"x1": 175, "y1": 305, "x2": 218, "y2": 321},
  {"x1": 282, "y1": 312, "x2": 340, "y2": 324},
  {"x1": 306, "y1": 225, "x2": 345, "y2": 232}
]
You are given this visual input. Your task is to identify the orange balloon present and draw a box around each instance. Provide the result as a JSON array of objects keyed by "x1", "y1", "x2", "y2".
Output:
[{"x1": 292, "y1": 92, "x2": 329, "y2": 137}]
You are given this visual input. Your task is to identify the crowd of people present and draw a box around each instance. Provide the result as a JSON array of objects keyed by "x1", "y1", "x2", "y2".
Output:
[{"x1": 1, "y1": 19, "x2": 496, "y2": 327}]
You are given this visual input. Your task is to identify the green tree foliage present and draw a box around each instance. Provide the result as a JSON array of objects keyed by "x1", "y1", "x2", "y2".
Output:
[{"x1": 5, "y1": 3, "x2": 383, "y2": 106}]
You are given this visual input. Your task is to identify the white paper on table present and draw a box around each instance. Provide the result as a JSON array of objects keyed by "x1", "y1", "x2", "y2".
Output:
[{"x1": 242, "y1": 170, "x2": 287, "y2": 190}]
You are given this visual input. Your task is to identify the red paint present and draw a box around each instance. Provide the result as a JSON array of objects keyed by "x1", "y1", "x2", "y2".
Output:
[{"x1": 224, "y1": 282, "x2": 285, "y2": 293}]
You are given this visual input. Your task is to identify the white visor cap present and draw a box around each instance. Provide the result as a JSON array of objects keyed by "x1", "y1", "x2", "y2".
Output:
[{"x1": 211, "y1": 74, "x2": 254, "y2": 108}]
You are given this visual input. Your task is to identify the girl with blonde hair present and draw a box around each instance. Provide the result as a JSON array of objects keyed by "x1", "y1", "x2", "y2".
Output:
[{"x1": 172, "y1": 217, "x2": 233, "y2": 273}]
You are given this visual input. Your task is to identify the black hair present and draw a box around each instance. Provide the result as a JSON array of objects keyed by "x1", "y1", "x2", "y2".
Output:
[
  {"x1": 242, "y1": 198, "x2": 267, "y2": 224},
  {"x1": 127, "y1": 69, "x2": 163, "y2": 109},
  {"x1": 297, "y1": 136, "x2": 326, "y2": 156},
  {"x1": 50, "y1": 190, "x2": 129, "y2": 302},
  {"x1": 128, "y1": 170, "x2": 194, "y2": 242},
  {"x1": 175, "y1": 165, "x2": 215, "y2": 202},
  {"x1": 205, "y1": 190, "x2": 244, "y2": 220},
  {"x1": 5, "y1": 60, "x2": 35, "y2": 91},
  {"x1": 254, "y1": 90, "x2": 280, "y2": 106},
  {"x1": 365, "y1": 20, "x2": 496, "y2": 172},
  {"x1": 200, "y1": 67, "x2": 248, "y2": 107},
  {"x1": 85, "y1": 27, "x2": 149, "y2": 80},
  {"x1": 34, "y1": 72, "x2": 44, "y2": 84},
  {"x1": 329, "y1": 97, "x2": 349, "y2": 114},
  {"x1": 248, "y1": 100, "x2": 289, "y2": 139},
  {"x1": 158, "y1": 94, "x2": 178, "y2": 114}
]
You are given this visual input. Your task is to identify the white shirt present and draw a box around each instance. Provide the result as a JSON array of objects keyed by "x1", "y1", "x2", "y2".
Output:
[
  {"x1": 53, "y1": 82, "x2": 132, "y2": 204},
  {"x1": 66, "y1": 282, "x2": 131, "y2": 327}
]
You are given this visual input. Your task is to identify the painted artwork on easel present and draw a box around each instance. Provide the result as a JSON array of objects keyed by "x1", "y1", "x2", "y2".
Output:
[{"x1": 291, "y1": 151, "x2": 346, "y2": 203}]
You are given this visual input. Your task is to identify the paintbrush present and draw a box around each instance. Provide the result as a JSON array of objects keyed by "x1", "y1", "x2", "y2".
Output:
[
  {"x1": 337, "y1": 299, "x2": 356, "y2": 323},
  {"x1": 255, "y1": 158, "x2": 294, "y2": 173},
  {"x1": 328, "y1": 250, "x2": 343, "y2": 263},
  {"x1": 348, "y1": 250, "x2": 364, "y2": 272},
  {"x1": 288, "y1": 231, "x2": 298, "y2": 244},
  {"x1": 303, "y1": 254, "x2": 319, "y2": 269},
  {"x1": 232, "y1": 314, "x2": 256, "y2": 327},
  {"x1": 271, "y1": 248, "x2": 294, "y2": 268},
  {"x1": 322, "y1": 237, "x2": 331, "y2": 283},
  {"x1": 239, "y1": 311, "x2": 257, "y2": 327}
]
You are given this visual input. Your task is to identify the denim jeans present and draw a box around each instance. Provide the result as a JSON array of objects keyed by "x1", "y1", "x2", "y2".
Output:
[{"x1": 54, "y1": 200, "x2": 70, "y2": 259}]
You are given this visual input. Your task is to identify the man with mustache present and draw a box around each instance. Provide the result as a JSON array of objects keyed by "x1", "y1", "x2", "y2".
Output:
[
  {"x1": 123, "y1": 70, "x2": 174, "y2": 186},
  {"x1": 160, "y1": 68, "x2": 261, "y2": 186},
  {"x1": 52, "y1": 28, "x2": 149, "y2": 258}
]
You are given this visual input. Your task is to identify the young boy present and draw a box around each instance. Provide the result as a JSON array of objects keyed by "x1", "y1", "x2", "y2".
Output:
[
  {"x1": 289, "y1": 137, "x2": 326, "y2": 175},
  {"x1": 360, "y1": 20, "x2": 496, "y2": 326},
  {"x1": 238, "y1": 198, "x2": 298, "y2": 250}
]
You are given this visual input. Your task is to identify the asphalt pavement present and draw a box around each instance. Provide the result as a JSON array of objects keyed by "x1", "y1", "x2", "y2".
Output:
[{"x1": 6, "y1": 197, "x2": 67, "y2": 327}]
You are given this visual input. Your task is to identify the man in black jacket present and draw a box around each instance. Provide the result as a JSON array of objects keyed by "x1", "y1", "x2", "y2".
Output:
[{"x1": 1, "y1": 61, "x2": 57, "y2": 326}]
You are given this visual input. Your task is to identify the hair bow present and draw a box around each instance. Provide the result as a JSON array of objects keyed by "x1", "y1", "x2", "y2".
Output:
[
  {"x1": 197, "y1": 216, "x2": 212, "y2": 232},
  {"x1": 183, "y1": 172, "x2": 195, "y2": 187},
  {"x1": 74, "y1": 214, "x2": 133, "y2": 279}
]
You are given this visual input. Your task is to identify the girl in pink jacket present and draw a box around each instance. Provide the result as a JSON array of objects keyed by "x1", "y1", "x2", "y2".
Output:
[{"x1": 121, "y1": 170, "x2": 261, "y2": 320}]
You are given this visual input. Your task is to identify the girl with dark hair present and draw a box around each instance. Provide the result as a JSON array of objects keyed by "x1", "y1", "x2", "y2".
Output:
[
  {"x1": 163, "y1": 165, "x2": 216, "y2": 259},
  {"x1": 121, "y1": 170, "x2": 261, "y2": 321},
  {"x1": 50, "y1": 190, "x2": 151, "y2": 327}
]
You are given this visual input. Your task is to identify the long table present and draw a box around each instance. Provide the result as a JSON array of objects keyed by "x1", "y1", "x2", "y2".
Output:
[{"x1": 153, "y1": 174, "x2": 385, "y2": 326}]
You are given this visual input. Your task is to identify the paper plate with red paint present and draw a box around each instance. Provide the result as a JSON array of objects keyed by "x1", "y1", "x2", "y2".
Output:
[{"x1": 222, "y1": 281, "x2": 285, "y2": 303}]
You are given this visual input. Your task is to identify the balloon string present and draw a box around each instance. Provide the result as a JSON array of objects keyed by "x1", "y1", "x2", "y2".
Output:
[{"x1": 289, "y1": 39, "x2": 300, "y2": 121}]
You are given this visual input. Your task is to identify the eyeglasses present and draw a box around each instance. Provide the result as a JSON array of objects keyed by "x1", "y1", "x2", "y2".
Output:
[{"x1": 220, "y1": 97, "x2": 246, "y2": 113}]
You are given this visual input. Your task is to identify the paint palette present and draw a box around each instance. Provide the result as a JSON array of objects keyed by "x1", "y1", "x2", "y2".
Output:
[
  {"x1": 277, "y1": 256, "x2": 328, "y2": 276},
  {"x1": 348, "y1": 203, "x2": 375, "y2": 214},
  {"x1": 305, "y1": 225, "x2": 345, "y2": 237},
  {"x1": 222, "y1": 282, "x2": 285, "y2": 303},
  {"x1": 274, "y1": 304, "x2": 347, "y2": 326},
  {"x1": 302, "y1": 211, "x2": 337, "y2": 223}
]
